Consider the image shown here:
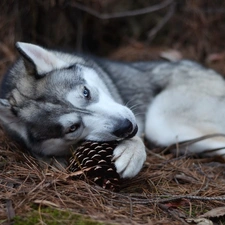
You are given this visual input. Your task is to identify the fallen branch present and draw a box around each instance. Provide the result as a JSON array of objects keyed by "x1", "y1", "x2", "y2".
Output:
[
  {"x1": 148, "y1": 2, "x2": 176, "y2": 42},
  {"x1": 68, "y1": 0, "x2": 174, "y2": 19}
]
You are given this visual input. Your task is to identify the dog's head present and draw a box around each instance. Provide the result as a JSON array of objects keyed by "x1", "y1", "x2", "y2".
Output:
[{"x1": 0, "y1": 42, "x2": 137, "y2": 157}]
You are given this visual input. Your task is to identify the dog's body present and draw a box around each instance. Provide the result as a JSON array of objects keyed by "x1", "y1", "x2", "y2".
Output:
[{"x1": 1, "y1": 42, "x2": 225, "y2": 178}]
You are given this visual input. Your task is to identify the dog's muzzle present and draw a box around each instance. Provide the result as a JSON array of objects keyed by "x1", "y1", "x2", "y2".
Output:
[{"x1": 113, "y1": 119, "x2": 138, "y2": 139}]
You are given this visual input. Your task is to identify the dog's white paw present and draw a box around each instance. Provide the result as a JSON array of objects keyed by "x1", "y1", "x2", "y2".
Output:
[{"x1": 113, "y1": 136, "x2": 146, "y2": 178}]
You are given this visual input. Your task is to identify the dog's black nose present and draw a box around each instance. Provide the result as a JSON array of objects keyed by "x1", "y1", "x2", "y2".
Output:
[{"x1": 113, "y1": 119, "x2": 137, "y2": 139}]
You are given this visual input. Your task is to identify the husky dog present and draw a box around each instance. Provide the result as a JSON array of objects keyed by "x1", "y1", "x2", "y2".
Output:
[{"x1": 1, "y1": 43, "x2": 225, "y2": 179}]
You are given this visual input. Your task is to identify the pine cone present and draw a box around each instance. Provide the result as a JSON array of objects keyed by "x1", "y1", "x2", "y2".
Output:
[{"x1": 68, "y1": 141, "x2": 121, "y2": 191}]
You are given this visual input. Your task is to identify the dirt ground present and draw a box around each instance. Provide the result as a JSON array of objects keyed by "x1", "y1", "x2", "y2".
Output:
[{"x1": 1, "y1": 1, "x2": 225, "y2": 224}]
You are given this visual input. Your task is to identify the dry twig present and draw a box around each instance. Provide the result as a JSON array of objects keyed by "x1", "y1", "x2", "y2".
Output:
[{"x1": 68, "y1": 0, "x2": 174, "y2": 19}]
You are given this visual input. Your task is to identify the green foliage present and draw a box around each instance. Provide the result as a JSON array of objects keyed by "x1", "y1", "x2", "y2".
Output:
[{"x1": 13, "y1": 207, "x2": 109, "y2": 225}]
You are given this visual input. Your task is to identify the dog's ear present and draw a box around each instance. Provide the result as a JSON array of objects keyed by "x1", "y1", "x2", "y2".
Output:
[{"x1": 15, "y1": 42, "x2": 69, "y2": 77}]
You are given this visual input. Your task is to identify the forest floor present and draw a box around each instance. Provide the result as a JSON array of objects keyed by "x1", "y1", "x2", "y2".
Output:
[{"x1": 1, "y1": 126, "x2": 225, "y2": 225}]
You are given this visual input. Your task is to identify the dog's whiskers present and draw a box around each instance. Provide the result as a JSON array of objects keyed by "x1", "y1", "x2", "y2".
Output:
[
  {"x1": 134, "y1": 112, "x2": 145, "y2": 116},
  {"x1": 125, "y1": 98, "x2": 136, "y2": 107},
  {"x1": 129, "y1": 103, "x2": 143, "y2": 111}
]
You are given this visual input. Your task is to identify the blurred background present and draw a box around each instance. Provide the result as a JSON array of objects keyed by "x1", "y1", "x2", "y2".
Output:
[{"x1": 1, "y1": 0, "x2": 225, "y2": 75}]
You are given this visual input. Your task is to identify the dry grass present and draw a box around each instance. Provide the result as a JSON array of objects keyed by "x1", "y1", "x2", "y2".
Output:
[{"x1": 1, "y1": 129, "x2": 225, "y2": 224}]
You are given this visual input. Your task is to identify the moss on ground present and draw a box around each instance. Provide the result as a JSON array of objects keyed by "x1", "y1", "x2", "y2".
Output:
[{"x1": 13, "y1": 207, "x2": 110, "y2": 225}]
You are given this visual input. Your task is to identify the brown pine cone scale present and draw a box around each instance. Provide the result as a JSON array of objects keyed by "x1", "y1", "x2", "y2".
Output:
[{"x1": 68, "y1": 141, "x2": 121, "y2": 191}]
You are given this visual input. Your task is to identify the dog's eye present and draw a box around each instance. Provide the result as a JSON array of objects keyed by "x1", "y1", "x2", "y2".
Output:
[
  {"x1": 67, "y1": 123, "x2": 80, "y2": 133},
  {"x1": 83, "y1": 86, "x2": 90, "y2": 99}
]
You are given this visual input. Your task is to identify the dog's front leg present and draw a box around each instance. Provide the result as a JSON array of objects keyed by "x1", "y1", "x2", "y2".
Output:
[{"x1": 113, "y1": 136, "x2": 146, "y2": 178}]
